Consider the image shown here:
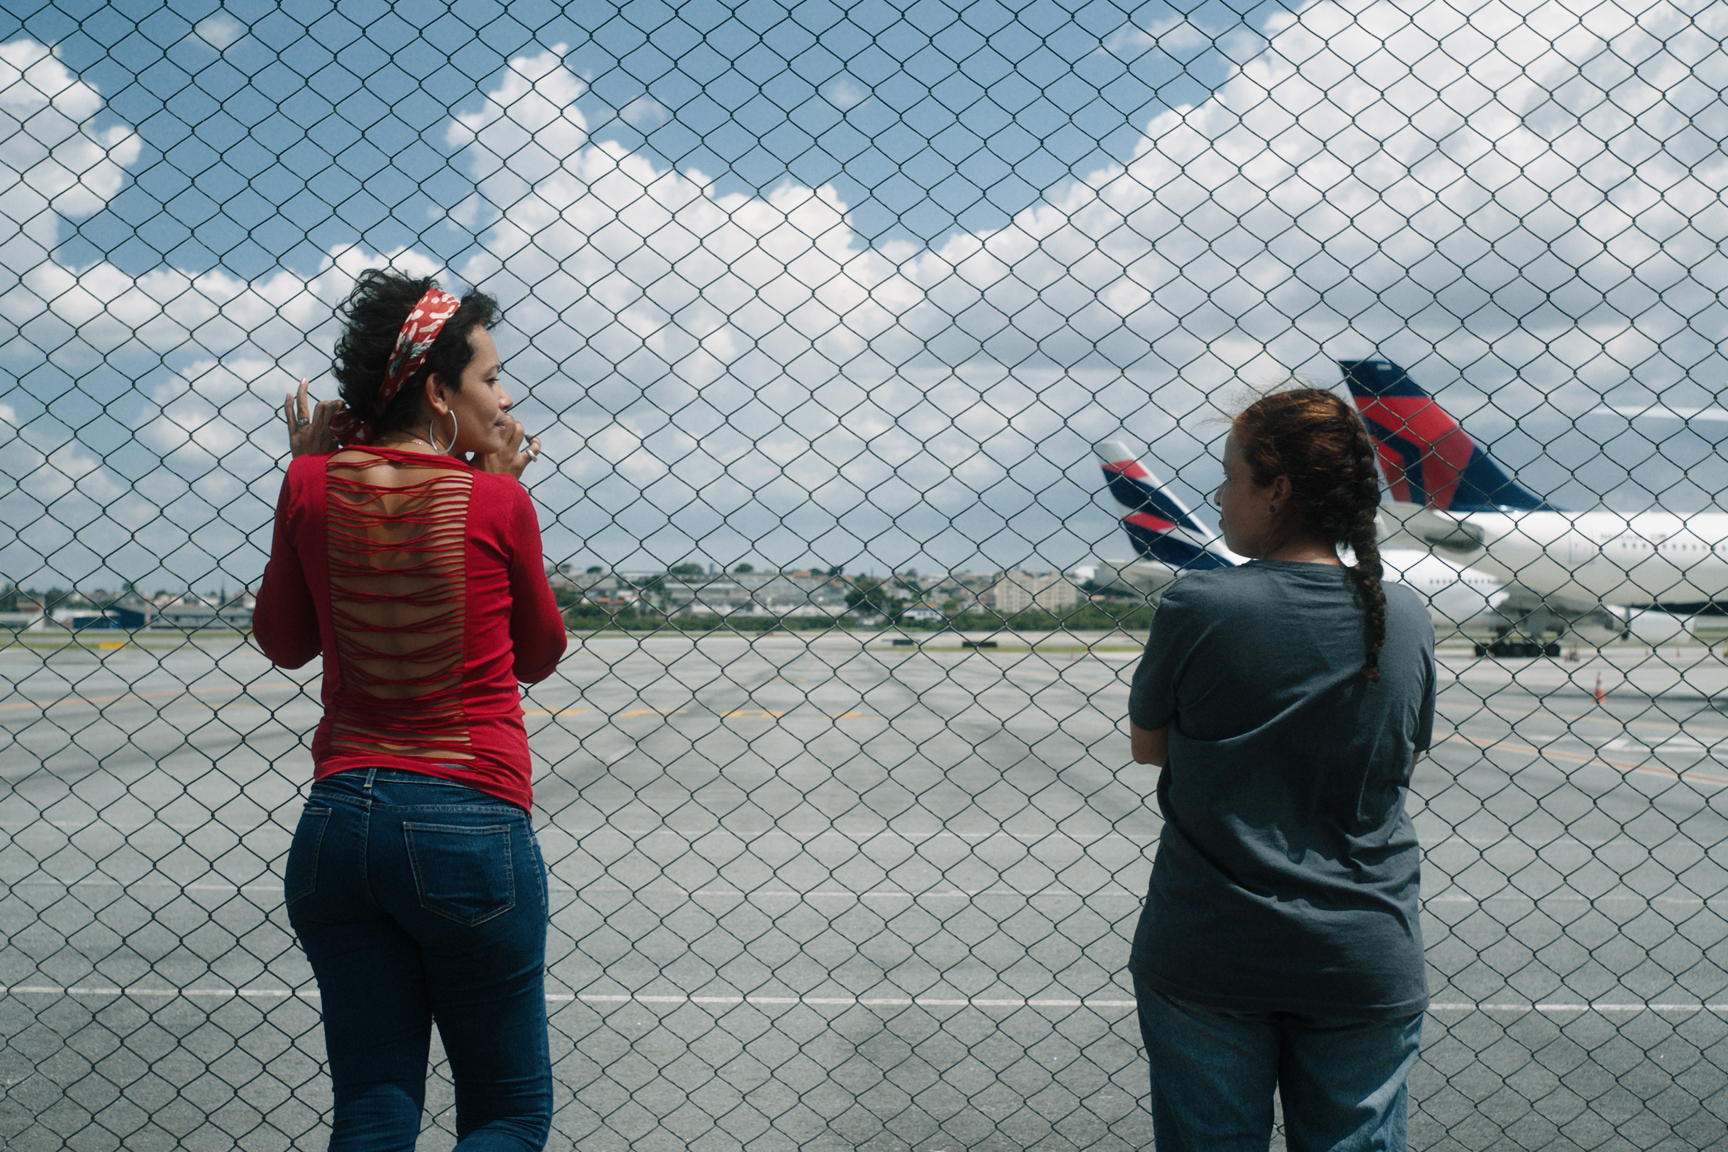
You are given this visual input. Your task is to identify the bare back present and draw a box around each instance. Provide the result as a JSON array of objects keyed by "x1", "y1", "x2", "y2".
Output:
[{"x1": 325, "y1": 450, "x2": 474, "y2": 761}]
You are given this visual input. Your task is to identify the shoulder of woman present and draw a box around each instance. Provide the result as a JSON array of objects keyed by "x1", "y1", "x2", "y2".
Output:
[
  {"x1": 1380, "y1": 581, "x2": 1438, "y2": 639},
  {"x1": 1379, "y1": 580, "x2": 1428, "y2": 615},
  {"x1": 1153, "y1": 568, "x2": 1238, "y2": 622},
  {"x1": 284, "y1": 453, "x2": 324, "y2": 486},
  {"x1": 468, "y1": 467, "x2": 526, "y2": 494},
  {"x1": 469, "y1": 469, "x2": 540, "y2": 517},
  {"x1": 1174, "y1": 563, "x2": 1260, "y2": 602}
]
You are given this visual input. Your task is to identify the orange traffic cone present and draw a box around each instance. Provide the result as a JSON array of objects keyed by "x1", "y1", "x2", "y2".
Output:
[{"x1": 1594, "y1": 673, "x2": 1605, "y2": 705}]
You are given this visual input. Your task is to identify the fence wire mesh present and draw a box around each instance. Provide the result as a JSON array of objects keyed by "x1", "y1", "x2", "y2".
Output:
[{"x1": 2, "y1": 1, "x2": 1727, "y2": 1149}]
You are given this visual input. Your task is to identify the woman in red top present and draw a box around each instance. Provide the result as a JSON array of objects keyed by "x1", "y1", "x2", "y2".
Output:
[{"x1": 255, "y1": 269, "x2": 566, "y2": 1150}]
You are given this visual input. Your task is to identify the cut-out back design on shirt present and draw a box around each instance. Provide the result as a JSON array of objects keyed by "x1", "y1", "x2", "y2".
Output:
[{"x1": 324, "y1": 453, "x2": 472, "y2": 761}]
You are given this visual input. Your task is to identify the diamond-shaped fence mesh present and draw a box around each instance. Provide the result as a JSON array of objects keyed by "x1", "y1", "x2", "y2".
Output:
[{"x1": 2, "y1": 1, "x2": 1727, "y2": 1149}]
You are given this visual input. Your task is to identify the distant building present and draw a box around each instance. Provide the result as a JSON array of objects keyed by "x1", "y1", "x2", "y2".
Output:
[
  {"x1": 652, "y1": 570, "x2": 849, "y2": 617},
  {"x1": 155, "y1": 592, "x2": 253, "y2": 630},
  {"x1": 983, "y1": 571, "x2": 1078, "y2": 615},
  {"x1": 0, "y1": 610, "x2": 44, "y2": 631},
  {"x1": 51, "y1": 608, "x2": 125, "y2": 631}
]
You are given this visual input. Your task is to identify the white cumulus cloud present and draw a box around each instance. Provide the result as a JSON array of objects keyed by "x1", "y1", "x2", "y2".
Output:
[
  {"x1": 9, "y1": 0, "x2": 1728, "y2": 584},
  {"x1": 193, "y1": 14, "x2": 245, "y2": 51}
]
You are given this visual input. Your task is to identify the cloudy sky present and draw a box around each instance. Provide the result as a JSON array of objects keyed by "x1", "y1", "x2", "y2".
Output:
[{"x1": 3, "y1": 0, "x2": 1727, "y2": 593}]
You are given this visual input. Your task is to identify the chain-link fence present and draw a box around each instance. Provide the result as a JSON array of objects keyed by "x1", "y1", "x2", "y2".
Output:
[{"x1": 3, "y1": 1, "x2": 1727, "y2": 1148}]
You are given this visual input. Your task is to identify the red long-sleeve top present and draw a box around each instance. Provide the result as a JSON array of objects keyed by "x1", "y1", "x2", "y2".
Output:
[{"x1": 253, "y1": 449, "x2": 567, "y2": 810}]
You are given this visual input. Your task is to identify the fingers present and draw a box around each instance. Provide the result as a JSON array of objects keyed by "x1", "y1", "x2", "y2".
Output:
[
  {"x1": 285, "y1": 382, "x2": 313, "y2": 434},
  {"x1": 282, "y1": 384, "x2": 344, "y2": 458},
  {"x1": 308, "y1": 399, "x2": 342, "y2": 455},
  {"x1": 469, "y1": 420, "x2": 545, "y2": 476},
  {"x1": 490, "y1": 426, "x2": 543, "y2": 478}
]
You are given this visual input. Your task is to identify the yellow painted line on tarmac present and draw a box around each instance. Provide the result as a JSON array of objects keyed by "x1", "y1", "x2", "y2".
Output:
[
  {"x1": 1439, "y1": 732, "x2": 1728, "y2": 788},
  {"x1": 0, "y1": 683, "x2": 272, "y2": 713},
  {"x1": 1452, "y1": 703, "x2": 1728, "y2": 742},
  {"x1": 525, "y1": 706, "x2": 880, "y2": 723},
  {"x1": 518, "y1": 708, "x2": 877, "y2": 725}
]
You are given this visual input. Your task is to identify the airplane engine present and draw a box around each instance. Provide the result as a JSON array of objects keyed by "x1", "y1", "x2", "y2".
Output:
[{"x1": 1619, "y1": 609, "x2": 1696, "y2": 646}]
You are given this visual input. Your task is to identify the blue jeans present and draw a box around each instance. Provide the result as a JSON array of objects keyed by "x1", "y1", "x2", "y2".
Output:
[
  {"x1": 1134, "y1": 979, "x2": 1422, "y2": 1152},
  {"x1": 286, "y1": 769, "x2": 552, "y2": 1152}
]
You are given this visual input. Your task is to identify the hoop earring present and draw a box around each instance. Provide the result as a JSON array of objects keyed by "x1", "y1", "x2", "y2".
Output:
[{"x1": 429, "y1": 410, "x2": 459, "y2": 454}]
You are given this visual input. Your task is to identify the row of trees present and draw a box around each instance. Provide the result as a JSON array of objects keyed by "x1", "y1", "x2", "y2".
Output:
[
  {"x1": 0, "y1": 582, "x2": 204, "y2": 611},
  {"x1": 556, "y1": 593, "x2": 1156, "y2": 634}
]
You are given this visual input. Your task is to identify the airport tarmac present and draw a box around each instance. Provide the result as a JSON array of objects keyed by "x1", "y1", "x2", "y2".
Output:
[{"x1": 1, "y1": 631, "x2": 1724, "y2": 1150}]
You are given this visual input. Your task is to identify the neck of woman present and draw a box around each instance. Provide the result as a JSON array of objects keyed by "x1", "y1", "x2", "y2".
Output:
[{"x1": 1259, "y1": 534, "x2": 1342, "y2": 565}]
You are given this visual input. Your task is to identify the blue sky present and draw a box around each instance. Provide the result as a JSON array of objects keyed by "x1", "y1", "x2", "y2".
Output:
[
  {"x1": 35, "y1": 0, "x2": 1263, "y2": 275},
  {"x1": 3, "y1": 0, "x2": 1728, "y2": 593}
]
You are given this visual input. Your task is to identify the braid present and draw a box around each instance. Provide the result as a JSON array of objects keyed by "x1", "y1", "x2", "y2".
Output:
[
  {"x1": 1236, "y1": 387, "x2": 1390, "y2": 680},
  {"x1": 1346, "y1": 412, "x2": 1388, "y2": 681}
]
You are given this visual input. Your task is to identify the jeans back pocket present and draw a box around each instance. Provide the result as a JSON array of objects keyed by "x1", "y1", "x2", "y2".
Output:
[
  {"x1": 402, "y1": 821, "x2": 516, "y2": 925},
  {"x1": 284, "y1": 805, "x2": 332, "y2": 906}
]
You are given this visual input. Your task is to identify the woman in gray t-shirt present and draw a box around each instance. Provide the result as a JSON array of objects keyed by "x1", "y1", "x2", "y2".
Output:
[{"x1": 1127, "y1": 387, "x2": 1436, "y2": 1152}]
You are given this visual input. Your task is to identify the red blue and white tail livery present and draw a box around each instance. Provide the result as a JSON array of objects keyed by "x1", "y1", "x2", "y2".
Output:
[
  {"x1": 1342, "y1": 359, "x2": 1553, "y2": 513},
  {"x1": 1095, "y1": 440, "x2": 1232, "y2": 574}
]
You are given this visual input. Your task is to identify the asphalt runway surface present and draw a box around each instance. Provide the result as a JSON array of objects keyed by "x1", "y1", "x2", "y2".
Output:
[{"x1": 1, "y1": 631, "x2": 1725, "y2": 1150}]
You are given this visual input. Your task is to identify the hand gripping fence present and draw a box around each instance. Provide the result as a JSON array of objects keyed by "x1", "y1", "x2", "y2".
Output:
[{"x1": 2, "y1": 3, "x2": 1727, "y2": 1149}]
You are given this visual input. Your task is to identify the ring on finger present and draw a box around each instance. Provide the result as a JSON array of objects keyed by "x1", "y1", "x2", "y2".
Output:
[{"x1": 296, "y1": 417, "x2": 311, "y2": 427}]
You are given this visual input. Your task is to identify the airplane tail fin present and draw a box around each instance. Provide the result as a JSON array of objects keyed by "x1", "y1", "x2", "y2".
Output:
[
  {"x1": 1095, "y1": 441, "x2": 1232, "y2": 571},
  {"x1": 1341, "y1": 359, "x2": 1553, "y2": 512}
]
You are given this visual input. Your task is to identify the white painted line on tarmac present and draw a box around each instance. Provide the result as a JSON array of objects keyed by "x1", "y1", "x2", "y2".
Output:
[
  {"x1": 6, "y1": 984, "x2": 1723, "y2": 1017},
  {"x1": 587, "y1": 884, "x2": 1142, "y2": 901},
  {"x1": 541, "y1": 827, "x2": 1150, "y2": 843},
  {"x1": 1438, "y1": 731, "x2": 1728, "y2": 787},
  {"x1": 1428, "y1": 1002, "x2": 1728, "y2": 1014},
  {"x1": 1, "y1": 985, "x2": 317, "y2": 999},
  {"x1": 563, "y1": 993, "x2": 1137, "y2": 1009},
  {"x1": 8, "y1": 878, "x2": 1713, "y2": 908},
  {"x1": 0, "y1": 821, "x2": 261, "y2": 831}
]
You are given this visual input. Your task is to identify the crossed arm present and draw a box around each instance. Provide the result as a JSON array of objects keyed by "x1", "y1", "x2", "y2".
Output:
[{"x1": 1130, "y1": 720, "x2": 1168, "y2": 767}]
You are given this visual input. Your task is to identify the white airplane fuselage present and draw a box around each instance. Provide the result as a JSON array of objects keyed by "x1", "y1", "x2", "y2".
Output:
[
  {"x1": 1381, "y1": 551, "x2": 1506, "y2": 629},
  {"x1": 1389, "y1": 505, "x2": 1728, "y2": 610},
  {"x1": 1105, "y1": 546, "x2": 1507, "y2": 632}
]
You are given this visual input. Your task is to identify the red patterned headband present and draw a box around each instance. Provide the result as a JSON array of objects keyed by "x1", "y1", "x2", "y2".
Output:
[{"x1": 331, "y1": 286, "x2": 463, "y2": 446}]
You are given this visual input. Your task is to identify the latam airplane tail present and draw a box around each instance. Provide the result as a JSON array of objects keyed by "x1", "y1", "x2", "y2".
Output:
[
  {"x1": 1341, "y1": 358, "x2": 1554, "y2": 512},
  {"x1": 1094, "y1": 441, "x2": 1232, "y2": 571}
]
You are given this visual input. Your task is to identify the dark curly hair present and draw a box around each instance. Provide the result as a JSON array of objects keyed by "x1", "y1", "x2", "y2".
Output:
[
  {"x1": 1234, "y1": 388, "x2": 1388, "y2": 681},
  {"x1": 332, "y1": 269, "x2": 501, "y2": 437}
]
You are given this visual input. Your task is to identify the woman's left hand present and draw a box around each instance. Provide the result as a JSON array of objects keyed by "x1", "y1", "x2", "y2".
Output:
[
  {"x1": 469, "y1": 416, "x2": 542, "y2": 479},
  {"x1": 284, "y1": 380, "x2": 344, "y2": 457}
]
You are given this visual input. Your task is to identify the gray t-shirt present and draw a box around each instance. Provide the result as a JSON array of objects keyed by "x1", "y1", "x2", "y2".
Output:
[{"x1": 1127, "y1": 560, "x2": 1436, "y2": 1017}]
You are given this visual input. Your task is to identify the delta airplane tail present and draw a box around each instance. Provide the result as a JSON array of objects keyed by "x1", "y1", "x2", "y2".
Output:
[
  {"x1": 1342, "y1": 359, "x2": 1554, "y2": 513},
  {"x1": 1094, "y1": 441, "x2": 1232, "y2": 571}
]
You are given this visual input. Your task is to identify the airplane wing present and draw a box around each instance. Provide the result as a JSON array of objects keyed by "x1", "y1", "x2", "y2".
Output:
[
  {"x1": 1377, "y1": 501, "x2": 1487, "y2": 556},
  {"x1": 1091, "y1": 558, "x2": 1187, "y2": 602}
]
